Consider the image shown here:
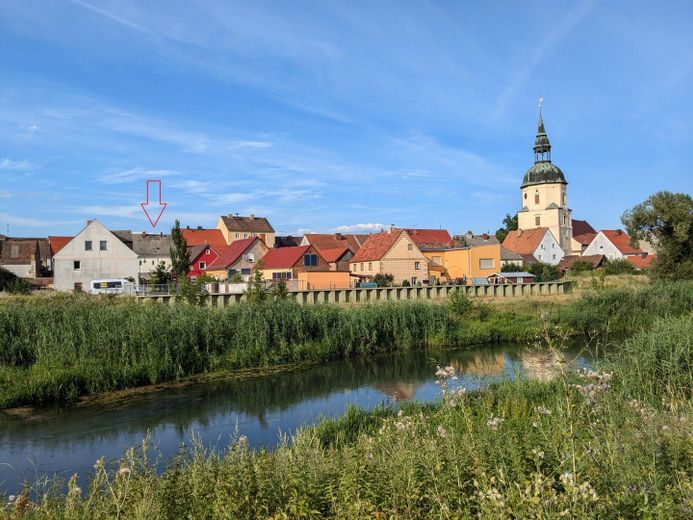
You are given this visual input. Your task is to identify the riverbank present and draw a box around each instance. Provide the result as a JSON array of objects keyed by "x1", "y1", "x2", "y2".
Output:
[
  {"x1": 3, "y1": 314, "x2": 691, "y2": 518},
  {"x1": 1, "y1": 281, "x2": 691, "y2": 409}
]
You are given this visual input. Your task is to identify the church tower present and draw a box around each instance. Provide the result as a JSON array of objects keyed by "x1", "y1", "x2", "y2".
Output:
[{"x1": 517, "y1": 102, "x2": 573, "y2": 253}]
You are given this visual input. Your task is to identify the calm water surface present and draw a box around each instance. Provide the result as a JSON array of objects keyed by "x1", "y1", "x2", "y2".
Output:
[{"x1": 0, "y1": 341, "x2": 594, "y2": 492}]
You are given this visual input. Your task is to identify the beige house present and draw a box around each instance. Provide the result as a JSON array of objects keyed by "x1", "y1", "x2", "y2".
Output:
[
  {"x1": 216, "y1": 214, "x2": 275, "y2": 248},
  {"x1": 349, "y1": 229, "x2": 428, "y2": 285}
]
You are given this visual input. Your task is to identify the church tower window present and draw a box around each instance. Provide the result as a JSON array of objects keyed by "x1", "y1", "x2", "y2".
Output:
[
  {"x1": 534, "y1": 194, "x2": 540, "y2": 204},
  {"x1": 535, "y1": 216, "x2": 541, "y2": 226}
]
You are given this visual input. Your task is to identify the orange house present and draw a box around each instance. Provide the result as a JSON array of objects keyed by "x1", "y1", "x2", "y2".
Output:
[{"x1": 423, "y1": 244, "x2": 501, "y2": 284}]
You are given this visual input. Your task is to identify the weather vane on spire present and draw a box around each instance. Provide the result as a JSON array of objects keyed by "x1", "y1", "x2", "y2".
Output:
[{"x1": 538, "y1": 97, "x2": 544, "y2": 111}]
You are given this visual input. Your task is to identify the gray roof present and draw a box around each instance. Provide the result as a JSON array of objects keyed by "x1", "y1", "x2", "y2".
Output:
[
  {"x1": 188, "y1": 243, "x2": 208, "y2": 261},
  {"x1": 463, "y1": 233, "x2": 499, "y2": 246},
  {"x1": 113, "y1": 231, "x2": 172, "y2": 257},
  {"x1": 501, "y1": 271, "x2": 535, "y2": 278},
  {"x1": 500, "y1": 246, "x2": 523, "y2": 261},
  {"x1": 219, "y1": 214, "x2": 274, "y2": 233}
]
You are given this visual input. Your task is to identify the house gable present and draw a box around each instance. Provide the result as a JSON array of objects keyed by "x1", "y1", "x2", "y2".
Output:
[{"x1": 54, "y1": 220, "x2": 137, "y2": 260}]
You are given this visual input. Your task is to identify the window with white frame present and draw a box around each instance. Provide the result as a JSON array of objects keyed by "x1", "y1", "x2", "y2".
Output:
[
  {"x1": 479, "y1": 258, "x2": 494, "y2": 269},
  {"x1": 100, "y1": 240, "x2": 107, "y2": 251},
  {"x1": 73, "y1": 261, "x2": 81, "y2": 270},
  {"x1": 414, "y1": 261, "x2": 421, "y2": 270},
  {"x1": 304, "y1": 254, "x2": 318, "y2": 267},
  {"x1": 199, "y1": 262, "x2": 206, "y2": 269}
]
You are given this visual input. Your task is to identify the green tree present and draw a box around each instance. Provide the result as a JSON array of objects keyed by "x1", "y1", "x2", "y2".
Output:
[
  {"x1": 526, "y1": 262, "x2": 560, "y2": 282},
  {"x1": 372, "y1": 273, "x2": 394, "y2": 287},
  {"x1": 568, "y1": 260, "x2": 594, "y2": 274},
  {"x1": 0, "y1": 267, "x2": 18, "y2": 291},
  {"x1": 272, "y1": 278, "x2": 289, "y2": 301},
  {"x1": 501, "y1": 262, "x2": 523, "y2": 272},
  {"x1": 495, "y1": 213, "x2": 518, "y2": 243},
  {"x1": 601, "y1": 258, "x2": 636, "y2": 276},
  {"x1": 150, "y1": 261, "x2": 172, "y2": 285},
  {"x1": 228, "y1": 272, "x2": 243, "y2": 283},
  {"x1": 246, "y1": 261, "x2": 269, "y2": 303},
  {"x1": 170, "y1": 219, "x2": 190, "y2": 280},
  {"x1": 622, "y1": 191, "x2": 693, "y2": 280},
  {"x1": 6, "y1": 278, "x2": 31, "y2": 295}
]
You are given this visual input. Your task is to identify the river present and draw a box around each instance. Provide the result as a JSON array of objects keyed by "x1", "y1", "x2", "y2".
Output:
[{"x1": 0, "y1": 340, "x2": 595, "y2": 493}]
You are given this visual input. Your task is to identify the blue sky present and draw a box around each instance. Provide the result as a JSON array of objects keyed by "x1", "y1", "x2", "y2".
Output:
[{"x1": 0, "y1": 0, "x2": 691, "y2": 237}]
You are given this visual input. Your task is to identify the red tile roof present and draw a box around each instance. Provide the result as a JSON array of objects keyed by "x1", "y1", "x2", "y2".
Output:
[
  {"x1": 302, "y1": 233, "x2": 368, "y2": 252},
  {"x1": 206, "y1": 237, "x2": 258, "y2": 270},
  {"x1": 572, "y1": 219, "x2": 597, "y2": 246},
  {"x1": 262, "y1": 245, "x2": 316, "y2": 269},
  {"x1": 502, "y1": 228, "x2": 550, "y2": 255},
  {"x1": 316, "y1": 246, "x2": 350, "y2": 263},
  {"x1": 48, "y1": 236, "x2": 73, "y2": 256},
  {"x1": 404, "y1": 229, "x2": 452, "y2": 248},
  {"x1": 626, "y1": 255, "x2": 655, "y2": 269},
  {"x1": 350, "y1": 230, "x2": 405, "y2": 263},
  {"x1": 601, "y1": 229, "x2": 644, "y2": 255},
  {"x1": 182, "y1": 228, "x2": 228, "y2": 252}
]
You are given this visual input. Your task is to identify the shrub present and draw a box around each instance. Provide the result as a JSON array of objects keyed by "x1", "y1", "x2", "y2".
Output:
[
  {"x1": 0, "y1": 266, "x2": 18, "y2": 291},
  {"x1": 5, "y1": 278, "x2": 30, "y2": 295},
  {"x1": 527, "y1": 262, "x2": 560, "y2": 282},
  {"x1": 373, "y1": 273, "x2": 394, "y2": 287},
  {"x1": 501, "y1": 262, "x2": 523, "y2": 272},
  {"x1": 601, "y1": 258, "x2": 636, "y2": 275},
  {"x1": 568, "y1": 260, "x2": 594, "y2": 273}
]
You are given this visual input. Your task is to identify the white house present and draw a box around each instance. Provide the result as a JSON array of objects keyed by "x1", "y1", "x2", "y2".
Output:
[
  {"x1": 53, "y1": 220, "x2": 139, "y2": 292},
  {"x1": 583, "y1": 229, "x2": 647, "y2": 261},
  {"x1": 502, "y1": 227, "x2": 565, "y2": 266}
]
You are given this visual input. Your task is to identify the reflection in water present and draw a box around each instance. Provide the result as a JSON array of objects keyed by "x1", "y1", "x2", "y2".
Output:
[{"x1": 0, "y1": 341, "x2": 594, "y2": 493}]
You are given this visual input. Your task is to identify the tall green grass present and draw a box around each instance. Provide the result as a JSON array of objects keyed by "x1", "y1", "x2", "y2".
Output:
[
  {"x1": 0, "y1": 281, "x2": 691, "y2": 409},
  {"x1": 5, "y1": 314, "x2": 690, "y2": 518}
]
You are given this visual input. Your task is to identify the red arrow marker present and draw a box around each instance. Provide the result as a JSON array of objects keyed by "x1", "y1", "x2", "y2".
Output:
[{"x1": 141, "y1": 179, "x2": 168, "y2": 228}]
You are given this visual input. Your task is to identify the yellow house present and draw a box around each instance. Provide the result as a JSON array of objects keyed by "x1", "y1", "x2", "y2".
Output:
[
  {"x1": 216, "y1": 213, "x2": 276, "y2": 248},
  {"x1": 423, "y1": 244, "x2": 501, "y2": 284}
]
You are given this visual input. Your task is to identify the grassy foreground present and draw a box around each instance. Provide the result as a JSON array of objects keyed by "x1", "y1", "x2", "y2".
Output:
[
  {"x1": 3, "y1": 314, "x2": 691, "y2": 518},
  {"x1": 1, "y1": 281, "x2": 692, "y2": 409}
]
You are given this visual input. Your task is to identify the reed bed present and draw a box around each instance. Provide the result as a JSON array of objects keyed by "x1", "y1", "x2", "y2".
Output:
[
  {"x1": 0, "y1": 281, "x2": 691, "y2": 409},
  {"x1": 3, "y1": 314, "x2": 691, "y2": 518}
]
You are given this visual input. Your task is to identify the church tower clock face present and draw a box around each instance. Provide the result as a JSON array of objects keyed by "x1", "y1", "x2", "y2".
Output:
[{"x1": 517, "y1": 101, "x2": 573, "y2": 254}]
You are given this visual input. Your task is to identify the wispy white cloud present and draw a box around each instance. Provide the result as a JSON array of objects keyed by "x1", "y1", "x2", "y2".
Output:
[
  {"x1": 0, "y1": 158, "x2": 37, "y2": 170},
  {"x1": 0, "y1": 213, "x2": 80, "y2": 227},
  {"x1": 1, "y1": 191, "x2": 10, "y2": 198},
  {"x1": 98, "y1": 167, "x2": 179, "y2": 184},
  {"x1": 493, "y1": 0, "x2": 596, "y2": 119},
  {"x1": 229, "y1": 140, "x2": 272, "y2": 149},
  {"x1": 333, "y1": 223, "x2": 387, "y2": 233},
  {"x1": 74, "y1": 205, "x2": 141, "y2": 218}
]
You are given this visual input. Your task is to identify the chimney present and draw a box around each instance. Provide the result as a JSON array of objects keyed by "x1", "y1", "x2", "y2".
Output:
[
  {"x1": 335, "y1": 232, "x2": 343, "y2": 240},
  {"x1": 87, "y1": 219, "x2": 94, "y2": 225},
  {"x1": 197, "y1": 226, "x2": 203, "y2": 230},
  {"x1": 186, "y1": 225, "x2": 190, "y2": 230},
  {"x1": 616, "y1": 229, "x2": 622, "y2": 236},
  {"x1": 249, "y1": 214, "x2": 255, "y2": 220},
  {"x1": 482, "y1": 233, "x2": 489, "y2": 240}
]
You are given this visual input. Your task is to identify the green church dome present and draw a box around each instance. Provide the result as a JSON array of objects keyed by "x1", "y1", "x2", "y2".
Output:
[
  {"x1": 522, "y1": 161, "x2": 567, "y2": 188},
  {"x1": 522, "y1": 105, "x2": 568, "y2": 188}
]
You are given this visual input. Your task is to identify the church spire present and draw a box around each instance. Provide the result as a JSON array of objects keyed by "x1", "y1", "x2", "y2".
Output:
[{"x1": 533, "y1": 97, "x2": 551, "y2": 162}]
